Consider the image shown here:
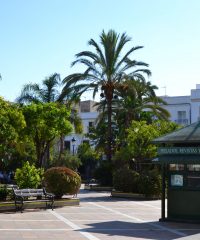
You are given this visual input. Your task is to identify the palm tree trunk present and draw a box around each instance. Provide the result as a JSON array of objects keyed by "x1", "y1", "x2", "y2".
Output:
[{"x1": 107, "y1": 95, "x2": 112, "y2": 162}]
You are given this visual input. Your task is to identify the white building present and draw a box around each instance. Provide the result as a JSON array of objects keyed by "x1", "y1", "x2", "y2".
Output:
[
  {"x1": 65, "y1": 85, "x2": 200, "y2": 154},
  {"x1": 161, "y1": 84, "x2": 200, "y2": 125},
  {"x1": 64, "y1": 101, "x2": 98, "y2": 154}
]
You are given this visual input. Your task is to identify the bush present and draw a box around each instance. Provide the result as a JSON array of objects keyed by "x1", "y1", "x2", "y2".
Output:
[
  {"x1": 51, "y1": 150, "x2": 82, "y2": 171},
  {"x1": 43, "y1": 167, "x2": 81, "y2": 198},
  {"x1": 113, "y1": 168, "x2": 139, "y2": 193},
  {"x1": 0, "y1": 185, "x2": 8, "y2": 201},
  {"x1": 15, "y1": 161, "x2": 44, "y2": 188},
  {"x1": 138, "y1": 169, "x2": 162, "y2": 197},
  {"x1": 94, "y1": 161, "x2": 112, "y2": 186}
]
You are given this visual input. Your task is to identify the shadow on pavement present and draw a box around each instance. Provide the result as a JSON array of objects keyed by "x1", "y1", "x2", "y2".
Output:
[{"x1": 77, "y1": 220, "x2": 200, "y2": 240}]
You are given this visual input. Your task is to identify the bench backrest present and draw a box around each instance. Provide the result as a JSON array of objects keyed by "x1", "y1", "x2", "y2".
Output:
[{"x1": 13, "y1": 188, "x2": 45, "y2": 197}]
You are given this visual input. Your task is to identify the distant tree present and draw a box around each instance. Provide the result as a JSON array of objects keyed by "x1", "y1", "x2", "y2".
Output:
[
  {"x1": 17, "y1": 73, "x2": 83, "y2": 161},
  {"x1": 77, "y1": 142, "x2": 99, "y2": 181},
  {"x1": 17, "y1": 73, "x2": 62, "y2": 104},
  {"x1": 22, "y1": 103, "x2": 73, "y2": 168},
  {"x1": 51, "y1": 150, "x2": 81, "y2": 171},
  {"x1": 126, "y1": 120, "x2": 179, "y2": 171},
  {"x1": 116, "y1": 79, "x2": 170, "y2": 134}
]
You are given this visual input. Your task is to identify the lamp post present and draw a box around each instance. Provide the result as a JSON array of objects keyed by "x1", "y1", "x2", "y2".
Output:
[{"x1": 71, "y1": 137, "x2": 76, "y2": 155}]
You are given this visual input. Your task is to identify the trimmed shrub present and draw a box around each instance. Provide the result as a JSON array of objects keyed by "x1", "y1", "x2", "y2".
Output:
[
  {"x1": 113, "y1": 168, "x2": 139, "y2": 193},
  {"x1": 138, "y1": 169, "x2": 162, "y2": 197},
  {"x1": 94, "y1": 161, "x2": 113, "y2": 186},
  {"x1": 43, "y1": 167, "x2": 81, "y2": 198},
  {"x1": 15, "y1": 161, "x2": 44, "y2": 189}
]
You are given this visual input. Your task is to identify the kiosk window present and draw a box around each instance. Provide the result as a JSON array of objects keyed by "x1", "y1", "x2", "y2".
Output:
[
  {"x1": 169, "y1": 164, "x2": 184, "y2": 171},
  {"x1": 187, "y1": 176, "x2": 200, "y2": 188},
  {"x1": 171, "y1": 174, "x2": 183, "y2": 186},
  {"x1": 187, "y1": 164, "x2": 200, "y2": 171}
]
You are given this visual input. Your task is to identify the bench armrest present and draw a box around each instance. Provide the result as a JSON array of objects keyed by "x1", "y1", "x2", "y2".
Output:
[
  {"x1": 45, "y1": 193, "x2": 55, "y2": 198},
  {"x1": 15, "y1": 194, "x2": 24, "y2": 201}
]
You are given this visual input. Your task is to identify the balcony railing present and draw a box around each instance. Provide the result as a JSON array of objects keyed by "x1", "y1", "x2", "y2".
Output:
[{"x1": 174, "y1": 119, "x2": 189, "y2": 125}]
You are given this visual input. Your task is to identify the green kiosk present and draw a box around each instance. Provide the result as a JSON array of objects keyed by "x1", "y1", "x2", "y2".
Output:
[{"x1": 153, "y1": 121, "x2": 200, "y2": 222}]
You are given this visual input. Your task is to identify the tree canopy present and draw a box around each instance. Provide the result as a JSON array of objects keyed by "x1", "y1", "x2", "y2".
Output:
[
  {"x1": 22, "y1": 102, "x2": 73, "y2": 167},
  {"x1": 0, "y1": 97, "x2": 26, "y2": 168}
]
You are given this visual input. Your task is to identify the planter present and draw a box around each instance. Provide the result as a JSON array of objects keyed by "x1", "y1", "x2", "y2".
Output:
[
  {"x1": 111, "y1": 190, "x2": 160, "y2": 200},
  {"x1": 0, "y1": 197, "x2": 80, "y2": 212},
  {"x1": 84, "y1": 184, "x2": 112, "y2": 191}
]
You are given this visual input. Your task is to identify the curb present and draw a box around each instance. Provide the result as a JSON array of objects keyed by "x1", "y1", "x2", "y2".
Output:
[
  {"x1": 111, "y1": 191, "x2": 160, "y2": 200},
  {"x1": 0, "y1": 198, "x2": 80, "y2": 212},
  {"x1": 84, "y1": 185, "x2": 112, "y2": 191}
]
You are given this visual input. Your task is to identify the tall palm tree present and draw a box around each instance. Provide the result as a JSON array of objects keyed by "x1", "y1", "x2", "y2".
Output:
[{"x1": 63, "y1": 29, "x2": 151, "y2": 161}]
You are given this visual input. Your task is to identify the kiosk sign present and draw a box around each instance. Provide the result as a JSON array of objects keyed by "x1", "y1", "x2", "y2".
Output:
[{"x1": 158, "y1": 147, "x2": 200, "y2": 155}]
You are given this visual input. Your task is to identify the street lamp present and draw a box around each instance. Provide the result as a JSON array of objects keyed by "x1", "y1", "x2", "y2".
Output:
[{"x1": 71, "y1": 137, "x2": 76, "y2": 155}]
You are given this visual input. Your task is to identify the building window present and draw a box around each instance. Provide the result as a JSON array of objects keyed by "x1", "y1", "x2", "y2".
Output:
[
  {"x1": 187, "y1": 164, "x2": 200, "y2": 171},
  {"x1": 198, "y1": 106, "x2": 200, "y2": 120},
  {"x1": 169, "y1": 164, "x2": 184, "y2": 171},
  {"x1": 178, "y1": 111, "x2": 186, "y2": 119},
  {"x1": 176, "y1": 111, "x2": 187, "y2": 125},
  {"x1": 187, "y1": 176, "x2": 200, "y2": 188}
]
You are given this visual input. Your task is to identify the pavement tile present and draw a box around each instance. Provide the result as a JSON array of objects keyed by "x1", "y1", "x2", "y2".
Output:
[{"x1": 0, "y1": 188, "x2": 200, "y2": 239}]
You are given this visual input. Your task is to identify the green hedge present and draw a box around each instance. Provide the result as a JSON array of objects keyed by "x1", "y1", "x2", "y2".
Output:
[
  {"x1": 113, "y1": 168, "x2": 139, "y2": 193},
  {"x1": 113, "y1": 168, "x2": 161, "y2": 197},
  {"x1": 138, "y1": 169, "x2": 162, "y2": 197}
]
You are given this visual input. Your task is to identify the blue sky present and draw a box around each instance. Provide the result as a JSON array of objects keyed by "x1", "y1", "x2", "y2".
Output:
[{"x1": 1, "y1": 0, "x2": 200, "y2": 101}]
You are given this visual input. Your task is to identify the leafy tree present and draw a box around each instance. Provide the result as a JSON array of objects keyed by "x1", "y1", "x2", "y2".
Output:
[
  {"x1": 77, "y1": 142, "x2": 98, "y2": 166},
  {"x1": 22, "y1": 103, "x2": 73, "y2": 168},
  {"x1": 17, "y1": 73, "x2": 83, "y2": 160},
  {"x1": 51, "y1": 150, "x2": 81, "y2": 171},
  {"x1": 77, "y1": 142, "x2": 99, "y2": 181},
  {"x1": 0, "y1": 97, "x2": 26, "y2": 169},
  {"x1": 127, "y1": 120, "x2": 179, "y2": 171},
  {"x1": 152, "y1": 120, "x2": 180, "y2": 135},
  {"x1": 63, "y1": 29, "x2": 151, "y2": 161}
]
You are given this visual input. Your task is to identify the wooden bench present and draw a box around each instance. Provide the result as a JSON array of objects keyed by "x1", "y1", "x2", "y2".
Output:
[{"x1": 13, "y1": 188, "x2": 54, "y2": 212}]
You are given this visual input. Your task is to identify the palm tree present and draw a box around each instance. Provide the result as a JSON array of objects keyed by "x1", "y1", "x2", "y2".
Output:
[
  {"x1": 63, "y1": 29, "x2": 151, "y2": 161},
  {"x1": 115, "y1": 79, "x2": 170, "y2": 139},
  {"x1": 17, "y1": 73, "x2": 61, "y2": 104}
]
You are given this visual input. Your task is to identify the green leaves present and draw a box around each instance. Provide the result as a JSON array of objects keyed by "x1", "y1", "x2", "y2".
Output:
[
  {"x1": 0, "y1": 97, "x2": 26, "y2": 157},
  {"x1": 15, "y1": 161, "x2": 44, "y2": 189},
  {"x1": 22, "y1": 103, "x2": 73, "y2": 167},
  {"x1": 127, "y1": 121, "x2": 159, "y2": 161}
]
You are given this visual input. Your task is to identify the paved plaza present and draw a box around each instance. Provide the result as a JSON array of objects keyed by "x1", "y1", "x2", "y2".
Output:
[{"x1": 0, "y1": 188, "x2": 200, "y2": 240}]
